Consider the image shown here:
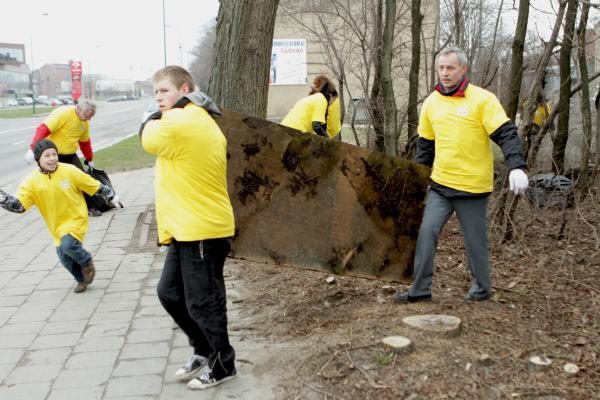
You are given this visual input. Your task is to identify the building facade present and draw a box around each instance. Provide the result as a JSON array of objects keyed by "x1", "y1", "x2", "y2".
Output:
[{"x1": 0, "y1": 42, "x2": 30, "y2": 102}]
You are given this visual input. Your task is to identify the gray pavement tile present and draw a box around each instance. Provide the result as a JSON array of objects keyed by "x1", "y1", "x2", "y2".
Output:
[
  {"x1": 74, "y1": 336, "x2": 125, "y2": 353},
  {"x1": 23, "y1": 264, "x2": 56, "y2": 273},
  {"x1": 112, "y1": 272, "x2": 148, "y2": 283},
  {"x1": 49, "y1": 306, "x2": 97, "y2": 322},
  {"x1": 47, "y1": 386, "x2": 105, "y2": 400},
  {"x1": 0, "y1": 363, "x2": 15, "y2": 382},
  {"x1": 89, "y1": 310, "x2": 135, "y2": 325},
  {"x1": 172, "y1": 330, "x2": 188, "y2": 347},
  {"x1": 134, "y1": 306, "x2": 165, "y2": 318},
  {"x1": 8, "y1": 271, "x2": 48, "y2": 287},
  {"x1": 96, "y1": 300, "x2": 138, "y2": 313},
  {"x1": 27, "y1": 288, "x2": 68, "y2": 303},
  {"x1": 29, "y1": 333, "x2": 81, "y2": 350},
  {"x1": 0, "y1": 333, "x2": 36, "y2": 349},
  {"x1": 7, "y1": 308, "x2": 54, "y2": 324},
  {"x1": 0, "y1": 349, "x2": 24, "y2": 364},
  {"x1": 0, "y1": 285, "x2": 35, "y2": 296},
  {"x1": 4, "y1": 363, "x2": 62, "y2": 384},
  {"x1": 144, "y1": 278, "x2": 160, "y2": 287},
  {"x1": 139, "y1": 295, "x2": 161, "y2": 307},
  {"x1": 113, "y1": 358, "x2": 167, "y2": 377},
  {"x1": 35, "y1": 279, "x2": 75, "y2": 291},
  {"x1": 168, "y1": 347, "x2": 191, "y2": 364},
  {"x1": 53, "y1": 366, "x2": 113, "y2": 389},
  {"x1": 105, "y1": 375, "x2": 163, "y2": 398},
  {"x1": 0, "y1": 306, "x2": 17, "y2": 325},
  {"x1": 104, "y1": 232, "x2": 135, "y2": 242},
  {"x1": 126, "y1": 328, "x2": 173, "y2": 344},
  {"x1": 0, "y1": 321, "x2": 45, "y2": 336},
  {"x1": 120, "y1": 342, "x2": 170, "y2": 360},
  {"x1": 19, "y1": 348, "x2": 72, "y2": 366},
  {"x1": 131, "y1": 317, "x2": 173, "y2": 331},
  {"x1": 0, "y1": 271, "x2": 18, "y2": 287},
  {"x1": 65, "y1": 350, "x2": 119, "y2": 369},
  {"x1": 0, "y1": 382, "x2": 51, "y2": 400},
  {"x1": 83, "y1": 322, "x2": 130, "y2": 338},
  {"x1": 102, "y1": 291, "x2": 142, "y2": 303},
  {"x1": 105, "y1": 282, "x2": 144, "y2": 293},
  {"x1": 41, "y1": 320, "x2": 88, "y2": 335}
]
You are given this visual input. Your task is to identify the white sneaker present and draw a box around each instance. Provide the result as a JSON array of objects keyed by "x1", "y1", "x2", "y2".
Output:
[{"x1": 174, "y1": 355, "x2": 209, "y2": 381}]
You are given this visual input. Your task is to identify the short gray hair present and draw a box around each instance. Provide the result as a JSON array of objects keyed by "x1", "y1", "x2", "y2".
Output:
[
  {"x1": 437, "y1": 47, "x2": 468, "y2": 67},
  {"x1": 77, "y1": 98, "x2": 96, "y2": 113}
]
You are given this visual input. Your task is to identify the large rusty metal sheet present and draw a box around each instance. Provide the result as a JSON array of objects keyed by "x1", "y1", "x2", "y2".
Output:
[{"x1": 214, "y1": 109, "x2": 430, "y2": 282}]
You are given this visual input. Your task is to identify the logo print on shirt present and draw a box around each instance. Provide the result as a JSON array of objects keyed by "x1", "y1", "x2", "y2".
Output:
[
  {"x1": 60, "y1": 180, "x2": 71, "y2": 190},
  {"x1": 457, "y1": 106, "x2": 469, "y2": 117}
]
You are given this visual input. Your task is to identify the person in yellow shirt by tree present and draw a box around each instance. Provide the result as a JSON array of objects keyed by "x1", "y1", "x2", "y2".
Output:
[
  {"x1": 282, "y1": 74, "x2": 340, "y2": 138},
  {"x1": 0, "y1": 139, "x2": 115, "y2": 293},
  {"x1": 140, "y1": 66, "x2": 236, "y2": 391},
  {"x1": 523, "y1": 94, "x2": 553, "y2": 159}
]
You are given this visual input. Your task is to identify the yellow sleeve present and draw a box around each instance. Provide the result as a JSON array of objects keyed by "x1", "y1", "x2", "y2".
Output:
[
  {"x1": 417, "y1": 99, "x2": 435, "y2": 140},
  {"x1": 72, "y1": 167, "x2": 101, "y2": 196},
  {"x1": 15, "y1": 176, "x2": 35, "y2": 211},
  {"x1": 482, "y1": 94, "x2": 510, "y2": 135},
  {"x1": 326, "y1": 98, "x2": 342, "y2": 138},
  {"x1": 43, "y1": 107, "x2": 67, "y2": 133},
  {"x1": 309, "y1": 94, "x2": 328, "y2": 124},
  {"x1": 141, "y1": 115, "x2": 181, "y2": 160}
]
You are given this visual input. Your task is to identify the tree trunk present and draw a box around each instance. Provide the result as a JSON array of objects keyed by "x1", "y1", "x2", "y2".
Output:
[
  {"x1": 503, "y1": 0, "x2": 528, "y2": 121},
  {"x1": 576, "y1": 3, "x2": 592, "y2": 187},
  {"x1": 369, "y1": 0, "x2": 385, "y2": 152},
  {"x1": 553, "y1": 0, "x2": 577, "y2": 174},
  {"x1": 405, "y1": 0, "x2": 423, "y2": 158},
  {"x1": 382, "y1": 0, "x2": 398, "y2": 156},
  {"x1": 208, "y1": 0, "x2": 279, "y2": 119}
]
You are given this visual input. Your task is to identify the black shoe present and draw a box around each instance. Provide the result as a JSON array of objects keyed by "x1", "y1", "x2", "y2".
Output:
[
  {"x1": 464, "y1": 293, "x2": 490, "y2": 301},
  {"x1": 73, "y1": 281, "x2": 88, "y2": 293},
  {"x1": 88, "y1": 208, "x2": 102, "y2": 217},
  {"x1": 392, "y1": 291, "x2": 432, "y2": 304},
  {"x1": 187, "y1": 368, "x2": 237, "y2": 390},
  {"x1": 175, "y1": 355, "x2": 209, "y2": 381}
]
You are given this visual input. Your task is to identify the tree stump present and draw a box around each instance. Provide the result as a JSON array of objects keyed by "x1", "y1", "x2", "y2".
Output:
[
  {"x1": 381, "y1": 336, "x2": 413, "y2": 354},
  {"x1": 402, "y1": 314, "x2": 462, "y2": 338}
]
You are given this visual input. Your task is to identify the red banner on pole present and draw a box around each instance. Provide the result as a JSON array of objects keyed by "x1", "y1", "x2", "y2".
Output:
[{"x1": 70, "y1": 60, "x2": 83, "y2": 102}]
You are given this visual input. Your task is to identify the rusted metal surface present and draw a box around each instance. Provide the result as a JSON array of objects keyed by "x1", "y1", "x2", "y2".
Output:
[{"x1": 214, "y1": 109, "x2": 430, "y2": 282}]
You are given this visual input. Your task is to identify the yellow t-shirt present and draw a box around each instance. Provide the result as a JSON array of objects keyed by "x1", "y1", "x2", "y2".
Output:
[
  {"x1": 532, "y1": 103, "x2": 550, "y2": 127},
  {"x1": 44, "y1": 106, "x2": 90, "y2": 154},
  {"x1": 16, "y1": 163, "x2": 100, "y2": 246},
  {"x1": 142, "y1": 103, "x2": 235, "y2": 245},
  {"x1": 327, "y1": 97, "x2": 342, "y2": 138},
  {"x1": 418, "y1": 84, "x2": 509, "y2": 193},
  {"x1": 281, "y1": 93, "x2": 328, "y2": 134}
]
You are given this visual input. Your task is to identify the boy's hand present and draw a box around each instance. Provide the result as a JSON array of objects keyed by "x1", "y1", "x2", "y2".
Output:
[{"x1": 0, "y1": 189, "x2": 7, "y2": 204}]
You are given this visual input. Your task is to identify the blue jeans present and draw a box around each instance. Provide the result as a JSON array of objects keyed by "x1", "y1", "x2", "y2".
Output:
[{"x1": 56, "y1": 234, "x2": 92, "y2": 283}]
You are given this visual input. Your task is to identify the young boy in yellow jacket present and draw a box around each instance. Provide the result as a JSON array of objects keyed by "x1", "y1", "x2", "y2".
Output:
[
  {"x1": 0, "y1": 139, "x2": 115, "y2": 293},
  {"x1": 140, "y1": 66, "x2": 236, "y2": 390}
]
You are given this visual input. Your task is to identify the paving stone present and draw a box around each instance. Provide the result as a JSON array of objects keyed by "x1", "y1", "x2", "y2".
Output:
[
  {"x1": 89, "y1": 310, "x2": 135, "y2": 325},
  {"x1": 0, "y1": 295, "x2": 27, "y2": 307},
  {"x1": 120, "y1": 342, "x2": 170, "y2": 360},
  {"x1": 105, "y1": 375, "x2": 163, "y2": 398},
  {"x1": 126, "y1": 328, "x2": 173, "y2": 344},
  {"x1": 41, "y1": 320, "x2": 88, "y2": 335},
  {"x1": 113, "y1": 358, "x2": 167, "y2": 376},
  {"x1": 0, "y1": 349, "x2": 24, "y2": 364},
  {"x1": 4, "y1": 363, "x2": 63, "y2": 384},
  {"x1": 74, "y1": 336, "x2": 125, "y2": 353},
  {"x1": 0, "y1": 321, "x2": 45, "y2": 336},
  {"x1": 0, "y1": 307, "x2": 18, "y2": 325},
  {"x1": 7, "y1": 308, "x2": 53, "y2": 324},
  {"x1": 131, "y1": 317, "x2": 173, "y2": 331},
  {"x1": 0, "y1": 285, "x2": 35, "y2": 296},
  {"x1": 134, "y1": 306, "x2": 165, "y2": 318},
  {"x1": 8, "y1": 271, "x2": 48, "y2": 287},
  {"x1": 29, "y1": 333, "x2": 81, "y2": 349},
  {"x1": 65, "y1": 350, "x2": 119, "y2": 369},
  {"x1": 19, "y1": 348, "x2": 72, "y2": 366},
  {"x1": 83, "y1": 321, "x2": 130, "y2": 338},
  {"x1": 0, "y1": 382, "x2": 51, "y2": 400},
  {"x1": 0, "y1": 333, "x2": 36, "y2": 349},
  {"x1": 106, "y1": 282, "x2": 144, "y2": 293},
  {"x1": 47, "y1": 386, "x2": 105, "y2": 400},
  {"x1": 96, "y1": 300, "x2": 138, "y2": 313},
  {"x1": 53, "y1": 366, "x2": 113, "y2": 389}
]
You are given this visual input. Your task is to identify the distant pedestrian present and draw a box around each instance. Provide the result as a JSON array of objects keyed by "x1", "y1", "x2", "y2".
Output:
[
  {"x1": 24, "y1": 98, "x2": 103, "y2": 216},
  {"x1": 282, "y1": 74, "x2": 340, "y2": 138},
  {"x1": 140, "y1": 65, "x2": 237, "y2": 390},
  {"x1": 393, "y1": 47, "x2": 529, "y2": 304},
  {"x1": 1, "y1": 139, "x2": 115, "y2": 293}
]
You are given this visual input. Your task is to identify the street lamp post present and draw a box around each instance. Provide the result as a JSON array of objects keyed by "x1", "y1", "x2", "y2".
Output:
[{"x1": 162, "y1": 0, "x2": 167, "y2": 67}]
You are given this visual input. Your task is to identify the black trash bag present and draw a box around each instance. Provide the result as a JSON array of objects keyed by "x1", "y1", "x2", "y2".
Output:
[
  {"x1": 85, "y1": 164, "x2": 124, "y2": 212},
  {"x1": 526, "y1": 173, "x2": 573, "y2": 208}
]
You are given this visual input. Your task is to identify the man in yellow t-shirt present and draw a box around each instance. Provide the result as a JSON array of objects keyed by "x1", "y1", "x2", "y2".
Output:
[
  {"x1": 1, "y1": 140, "x2": 115, "y2": 293},
  {"x1": 281, "y1": 75, "x2": 338, "y2": 137},
  {"x1": 140, "y1": 66, "x2": 236, "y2": 391},
  {"x1": 393, "y1": 47, "x2": 529, "y2": 304}
]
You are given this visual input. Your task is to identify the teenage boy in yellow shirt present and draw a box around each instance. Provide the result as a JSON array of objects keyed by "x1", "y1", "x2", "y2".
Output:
[
  {"x1": 0, "y1": 139, "x2": 115, "y2": 293},
  {"x1": 140, "y1": 66, "x2": 236, "y2": 390}
]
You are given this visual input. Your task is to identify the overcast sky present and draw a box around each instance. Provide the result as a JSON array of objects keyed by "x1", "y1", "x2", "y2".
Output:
[{"x1": 1, "y1": 0, "x2": 220, "y2": 81}]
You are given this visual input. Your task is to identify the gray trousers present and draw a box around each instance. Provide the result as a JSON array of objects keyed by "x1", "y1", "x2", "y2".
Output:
[{"x1": 408, "y1": 189, "x2": 491, "y2": 298}]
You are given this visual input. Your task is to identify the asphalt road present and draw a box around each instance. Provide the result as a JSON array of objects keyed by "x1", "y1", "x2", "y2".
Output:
[{"x1": 0, "y1": 99, "x2": 152, "y2": 188}]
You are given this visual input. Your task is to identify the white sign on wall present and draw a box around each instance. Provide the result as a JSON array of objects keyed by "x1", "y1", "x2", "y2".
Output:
[{"x1": 270, "y1": 39, "x2": 307, "y2": 85}]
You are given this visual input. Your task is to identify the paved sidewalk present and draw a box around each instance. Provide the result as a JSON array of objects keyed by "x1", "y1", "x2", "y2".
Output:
[{"x1": 0, "y1": 167, "x2": 283, "y2": 400}]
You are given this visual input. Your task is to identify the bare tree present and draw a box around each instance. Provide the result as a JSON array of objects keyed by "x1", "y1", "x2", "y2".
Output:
[
  {"x1": 503, "y1": 0, "x2": 528, "y2": 121},
  {"x1": 188, "y1": 22, "x2": 216, "y2": 92},
  {"x1": 209, "y1": 0, "x2": 279, "y2": 118},
  {"x1": 382, "y1": 0, "x2": 398, "y2": 155},
  {"x1": 576, "y1": 2, "x2": 593, "y2": 187},
  {"x1": 370, "y1": 0, "x2": 386, "y2": 151},
  {"x1": 405, "y1": 0, "x2": 423, "y2": 158},
  {"x1": 553, "y1": 0, "x2": 578, "y2": 174}
]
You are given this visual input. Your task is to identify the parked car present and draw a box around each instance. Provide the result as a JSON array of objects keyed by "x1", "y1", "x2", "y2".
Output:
[{"x1": 5, "y1": 99, "x2": 18, "y2": 107}]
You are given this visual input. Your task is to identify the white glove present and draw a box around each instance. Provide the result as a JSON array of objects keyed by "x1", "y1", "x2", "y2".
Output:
[
  {"x1": 111, "y1": 194, "x2": 124, "y2": 208},
  {"x1": 87, "y1": 160, "x2": 95, "y2": 168},
  {"x1": 24, "y1": 149, "x2": 35, "y2": 164},
  {"x1": 0, "y1": 189, "x2": 7, "y2": 204},
  {"x1": 509, "y1": 169, "x2": 529, "y2": 195}
]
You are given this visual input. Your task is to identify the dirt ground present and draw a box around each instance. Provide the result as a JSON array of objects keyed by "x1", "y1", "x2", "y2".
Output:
[{"x1": 227, "y1": 191, "x2": 599, "y2": 400}]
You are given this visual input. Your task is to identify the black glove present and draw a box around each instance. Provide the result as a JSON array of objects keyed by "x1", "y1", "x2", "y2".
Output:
[
  {"x1": 139, "y1": 107, "x2": 162, "y2": 137},
  {"x1": 312, "y1": 121, "x2": 328, "y2": 137}
]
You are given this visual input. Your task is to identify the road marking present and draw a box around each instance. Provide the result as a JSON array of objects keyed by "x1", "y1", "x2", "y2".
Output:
[
  {"x1": 12, "y1": 141, "x2": 25, "y2": 145},
  {"x1": 0, "y1": 126, "x2": 37, "y2": 136}
]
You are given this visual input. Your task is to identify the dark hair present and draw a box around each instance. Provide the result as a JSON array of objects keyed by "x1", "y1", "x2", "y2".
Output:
[
  {"x1": 310, "y1": 75, "x2": 337, "y2": 102},
  {"x1": 33, "y1": 139, "x2": 58, "y2": 162}
]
